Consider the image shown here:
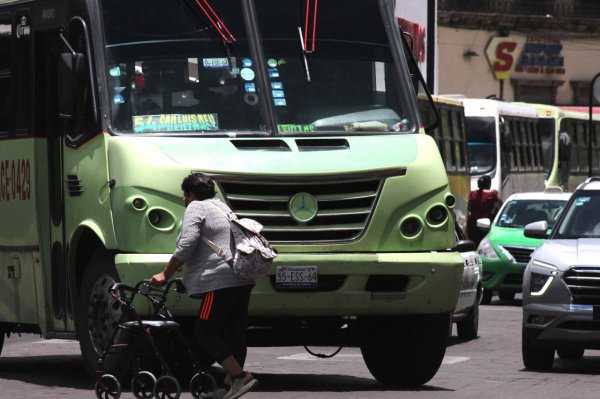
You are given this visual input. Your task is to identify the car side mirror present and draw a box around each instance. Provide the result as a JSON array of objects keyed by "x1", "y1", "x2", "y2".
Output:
[
  {"x1": 477, "y1": 218, "x2": 491, "y2": 231},
  {"x1": 455, "y1": 239, "x2": 476, "y2": 253},
  {"x1": 524, "y1": 220, "x2": 549, "y2": 239}
]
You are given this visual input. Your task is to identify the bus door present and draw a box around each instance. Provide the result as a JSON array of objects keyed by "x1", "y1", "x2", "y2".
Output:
[
  {"x1": 0, "y1": 10, "x2": 40, "y2": 328},
  {"x1": 34, "y1": 23, "x2": 73, "y2": 333}
]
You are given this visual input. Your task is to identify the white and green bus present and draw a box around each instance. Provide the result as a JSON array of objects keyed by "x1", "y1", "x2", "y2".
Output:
[
  {"x1": 0, "y1": 0, "x2": 463, "y2": 387},
  {"x1": 531, "y1": 104, "x2": 600, "y2": 191},
  {"x1": 418, "y1": 94, "x2": 471, "y2": 230},
  {"x1": 463, "y1": 99, "x2": 548, "y2": 199}
]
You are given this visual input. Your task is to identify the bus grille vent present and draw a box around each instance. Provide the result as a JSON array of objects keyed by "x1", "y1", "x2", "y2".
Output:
[
  {"x1": 217, "y1": 177, "x2": 384, "y2": 243},
  {"x1": 66, "y1": 175, "x2": 84, "y2": 197}
]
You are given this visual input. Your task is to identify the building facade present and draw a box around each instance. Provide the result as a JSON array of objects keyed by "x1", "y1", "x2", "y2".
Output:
[{"x1": 437, "y1": 0, "x2": 600, "y2": 105}]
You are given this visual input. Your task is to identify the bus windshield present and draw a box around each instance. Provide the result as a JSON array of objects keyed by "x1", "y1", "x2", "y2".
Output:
[
  {"x1": 465, "y1": 116, "x2": 496, "y2": 175},
  {"x1": 101, "y1": 0, "x2": 414, "y2": 135}
]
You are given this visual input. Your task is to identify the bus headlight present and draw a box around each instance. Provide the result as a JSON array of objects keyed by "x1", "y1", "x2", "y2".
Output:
[
  {"x1": 426, "y1": 205, "x2": 448, "y2": 227},
  {"x1": 399, "y1": 216, "x2": 423, "y2": 238},
  {"x1": 478, "y1": 237, "x2": 499, "y2": 259}
]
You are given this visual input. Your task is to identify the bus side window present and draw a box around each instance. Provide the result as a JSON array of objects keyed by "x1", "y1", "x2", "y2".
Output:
[{"x1": 0, "y1": 15, "x2": 12, "y2": 134}]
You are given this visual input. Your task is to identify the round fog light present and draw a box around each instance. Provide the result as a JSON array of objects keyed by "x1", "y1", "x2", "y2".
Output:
[
  {"x1": 132, "y1": 198, "x2": 146, "y2": 210},
  {"x1": 148, "y1": 210, "x2": 162, "y2": 226},
  {"x1": 400, "y1": 217, "x2": 422, "y2": 238},
  {"x1": 426, "y1": 205, "x2": 448, "y2": 226}
]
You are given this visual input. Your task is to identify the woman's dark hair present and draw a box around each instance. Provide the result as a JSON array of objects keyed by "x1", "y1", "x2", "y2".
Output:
[
  {"x1": 181, "y1": 173, "x2": 215, "y2": 201},
  {"x1": 477, "y1": 175, "x2": 492, "y2": 191}
]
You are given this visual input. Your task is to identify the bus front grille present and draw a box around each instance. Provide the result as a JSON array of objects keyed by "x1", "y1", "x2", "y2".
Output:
[
  {"x1": 216, "y1": 176, "x2": 385, "y2": 243},
  {"x1": 563, "y1": 267, "x2": 600, "y2": 305}
]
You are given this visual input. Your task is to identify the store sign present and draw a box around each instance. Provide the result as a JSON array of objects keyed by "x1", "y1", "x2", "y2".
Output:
[
  {"x1": 485, "y1": 37, "x2": 519, "y2": 80},
  {"x1": 515, "y1": 38, "x2": 565, "y2": 75}
]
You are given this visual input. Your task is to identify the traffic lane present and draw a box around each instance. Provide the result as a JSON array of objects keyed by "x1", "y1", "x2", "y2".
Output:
[{"x1": 3, "y1": 303, "x2": 600, "y2": 398}]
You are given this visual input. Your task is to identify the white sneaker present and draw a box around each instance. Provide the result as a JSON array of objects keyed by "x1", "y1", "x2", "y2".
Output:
[
  {"x1": 199, "y1": 387, "x2": 227, "y2": 399},
  {"x1": 223, "y1": 373, "x2": 258, "y2": 399}
]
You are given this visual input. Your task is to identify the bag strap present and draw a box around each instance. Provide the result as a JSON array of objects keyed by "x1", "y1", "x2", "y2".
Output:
[{"x1": 199, "y1": 201, "x2": 235, "y2": 266}]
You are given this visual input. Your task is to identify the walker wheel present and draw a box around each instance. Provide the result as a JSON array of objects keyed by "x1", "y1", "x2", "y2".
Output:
[
  {"x1": 190, "y1": 372, "x2": 217, "y2": 399},
  {"x1": 132, "y1": 370, "x2": 157, "y2": 399},
  {"x1": 153, "y1": 375, "x2": 181, "y2": 399},
  {"x1": 95, "y1": 374, "x2": 121, "y2": 399}
]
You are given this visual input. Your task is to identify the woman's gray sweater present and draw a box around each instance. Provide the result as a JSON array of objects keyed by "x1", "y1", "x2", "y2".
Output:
[{"x1": 173, "y1": 198, "x2": 254, "y2": 296}]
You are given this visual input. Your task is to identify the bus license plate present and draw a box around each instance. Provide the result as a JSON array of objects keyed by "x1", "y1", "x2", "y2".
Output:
[{"x1": 275, "y1": 266, "x2": 318, "y2": 289}]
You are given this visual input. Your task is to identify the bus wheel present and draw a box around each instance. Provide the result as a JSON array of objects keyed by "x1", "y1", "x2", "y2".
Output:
[
  {"x1": 76, "y1": 249, "x2": 130, "y2": 379},
  {"x1": 0, "y1": 330, "x2": 5, "y2": 356},
  {"x1": 359, "y1": 313, "x2": 449, "y2": 387}
]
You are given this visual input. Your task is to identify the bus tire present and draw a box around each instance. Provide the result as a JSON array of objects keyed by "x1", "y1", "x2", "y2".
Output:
[
  {"x1": 0, "y1": 330, "x2": 4, "y2": 356},
  {"x1": 359, "y1": 313, "x2": 449, "y2": 387},
  {"x1": 76, "y1": 248, "x2": 130, "y2": 379}
]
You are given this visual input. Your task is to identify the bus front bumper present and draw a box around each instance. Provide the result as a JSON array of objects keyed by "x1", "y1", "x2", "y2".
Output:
[{"x1": 115, "y1": 252, "x2": 463, "y2": 317}]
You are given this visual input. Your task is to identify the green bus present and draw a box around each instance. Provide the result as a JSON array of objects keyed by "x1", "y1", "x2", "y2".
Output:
[
  {"x1": 531, "y1": 104, "x2": 600, "y2": 191},
  {"x1": 0, "y1": 0, "x2": 463, "y2": 387}
]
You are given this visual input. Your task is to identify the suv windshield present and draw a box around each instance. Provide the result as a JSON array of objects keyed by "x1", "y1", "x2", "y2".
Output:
[
  {"x1": 101, "y1": 0, "x2": 414, "y2": 135},
  {"x1": 555, "y1": 192, "x2": 600, "y2": 238},
  {"x1": 497, "y1": 199, "x2": 567, "y2": 229}
]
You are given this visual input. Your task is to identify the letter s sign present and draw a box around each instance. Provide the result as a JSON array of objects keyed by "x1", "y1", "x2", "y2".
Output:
[{"x1": 485, "y1": 37, "x2": 520, "y2": 80}]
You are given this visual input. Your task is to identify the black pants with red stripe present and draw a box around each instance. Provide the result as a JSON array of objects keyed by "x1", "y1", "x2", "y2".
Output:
[{"x1": 194, "y1": 284, "x2": 253, "y2": 366}]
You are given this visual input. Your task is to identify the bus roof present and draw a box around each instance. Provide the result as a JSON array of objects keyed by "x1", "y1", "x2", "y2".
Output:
[
  {"x1": 429, "y1": 94, "x2": 465, "y2": 107},
  {"x1": 461, "y1": 98, "x2": 539, "y2": 119},
  {"x1": 525, "y1": 103, "x2": 600, "y2": 121}
]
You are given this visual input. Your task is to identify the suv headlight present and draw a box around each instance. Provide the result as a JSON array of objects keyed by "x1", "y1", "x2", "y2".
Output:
[
  {"x1": 478, "y1": 237, "x2": 499, "y2": 259},
  {"x1": 529, "y1": 260, "x2": 558, "y2": 296}
]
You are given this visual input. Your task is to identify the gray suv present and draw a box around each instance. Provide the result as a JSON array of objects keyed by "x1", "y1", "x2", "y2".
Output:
[{"x1": 522, "y1": 177, "x2": 600, "y2": 370}]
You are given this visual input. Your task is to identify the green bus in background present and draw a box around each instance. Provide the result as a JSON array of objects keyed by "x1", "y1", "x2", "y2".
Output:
[
  {"x1": 530, "y1": 104, "x2": 600, "y2": 191},
  {"x1": 0, "y1": 0, "x2": 463, "y2": 387}
]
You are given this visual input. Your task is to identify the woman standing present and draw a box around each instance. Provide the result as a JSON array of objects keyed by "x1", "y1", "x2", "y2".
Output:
[{"x1": 467, "y1": 175, "x2": 502, "y2": 247}]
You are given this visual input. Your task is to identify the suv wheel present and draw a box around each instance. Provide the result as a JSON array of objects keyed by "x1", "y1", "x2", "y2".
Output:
[
  {"x1": 498, "y1": 291, "x2": 515, "y2": 301},
  {"x1": 522, "y1": 328, "x2": 554, "y2": 370},
  {"x1": 480, "y1": 289, "x2": 493, "y2": 305},
  {"x1": 457, "y1": 302, "x2": 479, "y2": 340},
  {"x1": 557, "y1": 348, "x2": 584, "y2": 360}
]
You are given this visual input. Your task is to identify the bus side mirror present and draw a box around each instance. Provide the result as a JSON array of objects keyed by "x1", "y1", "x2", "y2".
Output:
[
  {"x1": 559, "y1": 132, "x2": 571, "y2": 162},
  {"x1": 454, "y1": 239, "x2": 476, "y2": 253},
  {"x1": 57, "y1": 52, "x2": 87, "y2": 119},
  {"x1": 501, "y1": 129, "x2": 513, "y2": 153}
]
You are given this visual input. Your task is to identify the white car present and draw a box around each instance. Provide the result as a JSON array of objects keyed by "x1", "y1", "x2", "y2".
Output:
[{"x1": 452, "y1": 224, "x2": 483, "y2": 340}]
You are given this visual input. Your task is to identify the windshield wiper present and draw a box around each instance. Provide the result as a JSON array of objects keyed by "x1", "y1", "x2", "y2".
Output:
[
  {"x1": 297, "y1": 27, "x2": 311, "y2": 83},
  {"x1": 192, "y1": 0, "x2": 236, "y2": 43},
  {"x1": 298, "y1": 0, "x2": 319, "y2": 83}
]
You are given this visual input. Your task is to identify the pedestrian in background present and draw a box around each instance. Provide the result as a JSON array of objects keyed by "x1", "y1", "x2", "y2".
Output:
[
  {"x1": 467, "y1": 175, "x2": 502, "y2": 247},
  {"x1": 150, "y1": 173, "x2": 258, "y2": 399}
]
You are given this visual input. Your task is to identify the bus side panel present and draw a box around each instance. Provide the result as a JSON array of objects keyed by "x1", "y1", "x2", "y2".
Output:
[{"x1": 0, "y1": 139, "x2": 41, "y2": 327}]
